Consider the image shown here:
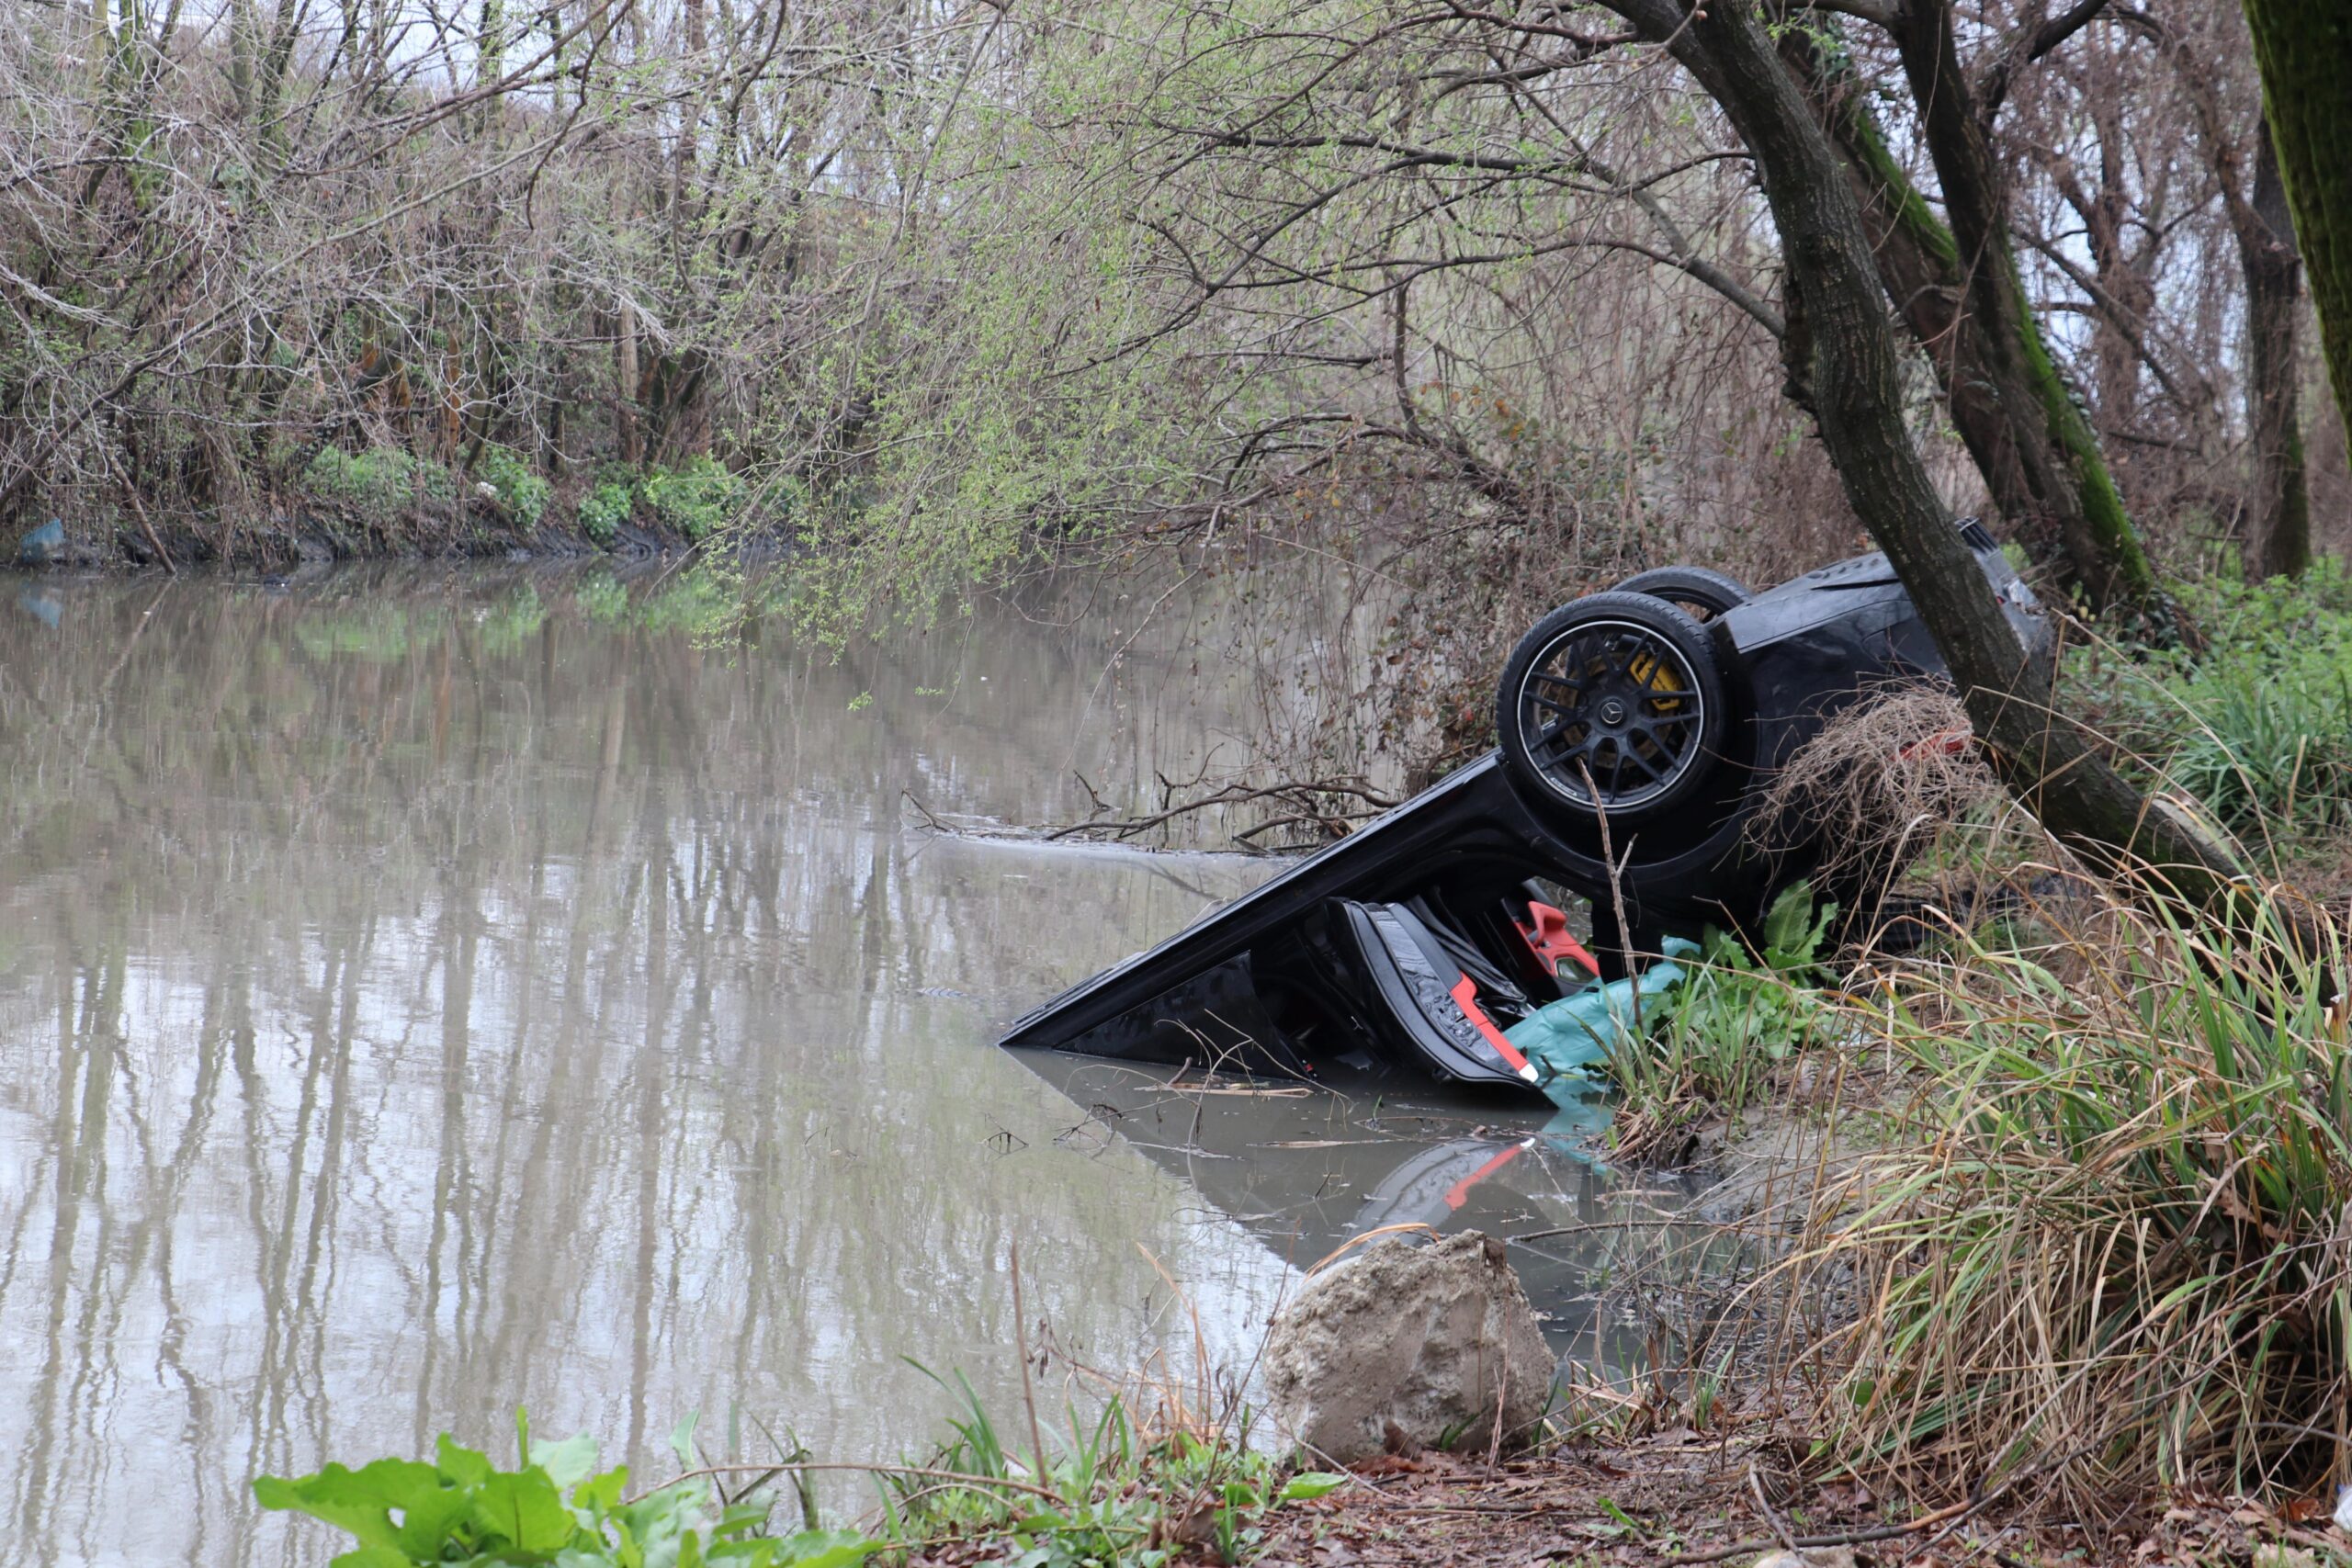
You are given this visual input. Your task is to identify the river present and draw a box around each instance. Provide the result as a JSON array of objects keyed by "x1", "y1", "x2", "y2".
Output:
[{"x1": 0, "y1": 567, "x2": 1683, "y2": 1565}]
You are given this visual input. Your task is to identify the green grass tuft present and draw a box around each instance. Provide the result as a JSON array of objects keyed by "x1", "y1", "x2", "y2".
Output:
[{"x1": 1806, "y1": 881, "x2": 2352, "y2": 1511}]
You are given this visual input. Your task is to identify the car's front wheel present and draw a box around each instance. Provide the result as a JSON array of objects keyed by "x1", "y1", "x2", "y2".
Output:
[{"x1": 1496, "y1": 591, "x2": 1728, "y2": 825}]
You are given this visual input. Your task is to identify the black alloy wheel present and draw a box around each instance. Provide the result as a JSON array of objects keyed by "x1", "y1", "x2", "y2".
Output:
[
  {"x1": 1496, "y1": 591, "x2": 1728, "y2": 824},
  {"x1": 1613, "y1": 565, "x2": 1751, "y2": 621}
]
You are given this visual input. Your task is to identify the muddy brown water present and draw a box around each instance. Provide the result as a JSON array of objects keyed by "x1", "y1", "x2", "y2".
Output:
[{"x1": 0, "y1": 568, "x2": 1695, "y2": 1565}]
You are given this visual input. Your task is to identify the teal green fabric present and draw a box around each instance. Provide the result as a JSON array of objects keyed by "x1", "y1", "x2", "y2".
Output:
[{"x1": 1506, "y1": 936, "x2": 1701, "y2": 1108}]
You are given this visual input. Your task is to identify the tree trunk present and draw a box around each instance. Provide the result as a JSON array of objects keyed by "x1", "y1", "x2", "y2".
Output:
[
  {"x1": 1786, "y1": 18, "x2": 2174, "y2": 637},
  {"x1": 255, "y1": 0, "x2": 306, "y2": 151},
  {"x1": 2081, "y1": 84, "x2": 2154, "y2": 434},
  {"x1": 1598, "y1": 0, "x2": 2241, "y2": 910},
  {"x1": 477, "y1": 0, "x2": 503, "y2": 89},
  {"x1": 2241, "y1": 119, "x2": 2312, "y2": 581},
  {"x1": 616, "y1": 298, "x2": 641, "y2": 466},
  {"x1": 2242, "y1": 0, "x2": 2352, "y2": 471},
  {"x1": 2159, "y1": 13, "x2": 2312, "y2": 581},
  {"x1": 676, "y1": 0, "x2": 704, "y2": 197},
  {"x1": 228, "y1": 0, "x2": 255, "y2": 118}
]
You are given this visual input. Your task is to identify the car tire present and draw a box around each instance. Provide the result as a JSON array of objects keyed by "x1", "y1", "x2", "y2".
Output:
[
  {"x1": 1613, "y1": 565, "x2": 1750, "y2": 621},
  {"x1": 1497, "y1": 591, "x2": 1728, "y2": 825}
]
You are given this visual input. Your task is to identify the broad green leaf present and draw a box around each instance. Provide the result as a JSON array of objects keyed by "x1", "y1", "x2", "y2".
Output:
[
  {"x1": 532, "y1": 1432, "x2": 603, "y2": 1492},
  {"x1": 436, "y1": 1434, "x2": 494, "y2": 1489},
  {"x1": 252, "y1": 1458, "x2": 443, "y2": 1549},
  {"x1": 669, "y1": 1412, "x2": 702, "y2": 1472},
  {"x1": 572, "y1": 1464, "x2": 630, "y2": 1515},
  {"x1": 470, "y1": 1469, "x2": 580, "y2": 1551},
  {"x1": 1278, "y1": 1472, "x2": 1346, "y2": 1502},
  {"x1": 618, "y1": 1479, "x2": 705, "y2": 1537},
  {"x1": 713, "y1": 1502, "x2": 770, "y2": 1539},
  {"x1": 324, "y1": 1547, "x2": 412, "y2": 1568},
  {"x1": 1760, "y1": 880, "x2": 1829, "y2": 965},
  {"x1": 390, "y1": 1485, "x2": 472, "y2": 1559}
]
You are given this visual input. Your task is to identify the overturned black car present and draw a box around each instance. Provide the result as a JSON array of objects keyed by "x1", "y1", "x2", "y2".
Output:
[{"x1": 1001, "y1": 521, "x2": 2048, "y2": 1091}]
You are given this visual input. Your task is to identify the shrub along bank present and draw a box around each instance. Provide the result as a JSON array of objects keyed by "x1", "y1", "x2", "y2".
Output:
[
  {"x1": 256, "y1": 1382, "x2": 1346, "y2": 1568},
  {"x1": 13, "y1": 450, "x2": 765, "y2": 569}
]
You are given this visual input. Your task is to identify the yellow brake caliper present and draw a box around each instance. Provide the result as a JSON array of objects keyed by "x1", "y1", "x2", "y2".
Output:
[{"x1": 1627, "y1": 649, "x2": 1684, "y2": 712}]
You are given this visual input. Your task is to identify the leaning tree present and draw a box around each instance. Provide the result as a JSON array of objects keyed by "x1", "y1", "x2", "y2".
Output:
[
  {"x1": 1021, "y1": 0, "x2": 2277, "y2": 901},
  {"x1": 1776, "y1": 2, "x2": 2178, "y2": 626},
  {"x1": 1570, "y1": 0, "x2": 2245, "y2": 906}
]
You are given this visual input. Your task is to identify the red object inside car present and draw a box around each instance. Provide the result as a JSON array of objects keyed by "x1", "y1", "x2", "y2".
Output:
[{"x1": 1514, "y1": 901, "x2": 1600, "y2": 980}]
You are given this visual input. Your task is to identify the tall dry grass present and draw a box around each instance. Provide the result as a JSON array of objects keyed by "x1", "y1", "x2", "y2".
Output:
[{"x1": 1791, "y1": 874, "x2": 2352, "y2": 1516}]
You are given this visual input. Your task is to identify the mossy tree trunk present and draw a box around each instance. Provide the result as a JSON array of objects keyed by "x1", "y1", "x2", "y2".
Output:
[
  {"x1": 1593, "y1": 0, "x2": 2245, "y2": 912},
  {"x1": 228, "y1": 0, "x2": 255, "y2": 118},
  {"x1": 2240, "y1": 122, "x2": 2312, "y2": 581},
  {"x1": 2241, "y1": 0, "x2": 2352, "y2": 483},
  {"x1": 1785, "y1": 15, "x2": 2175, "y2": 636}
]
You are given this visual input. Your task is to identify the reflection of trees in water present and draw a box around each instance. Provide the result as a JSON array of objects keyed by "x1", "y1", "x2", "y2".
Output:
[{"x1": 0, "y1": 573, "x2": 1287, "y2": 1566}]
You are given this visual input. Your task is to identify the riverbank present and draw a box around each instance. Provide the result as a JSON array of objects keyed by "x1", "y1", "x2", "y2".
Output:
[
  {"x1": 8, "y1": 452, "x2": 774, "y2": 571},
  {"x1": 1239, "y1": 1440, "x2": 2340, "y2": 1567},
  {"x1": 889, "y1": 1005, "x2": 2352, "y2": 1566},
  {"x1": 13, "y1": 504, "x2": 660, "y2": 571}
]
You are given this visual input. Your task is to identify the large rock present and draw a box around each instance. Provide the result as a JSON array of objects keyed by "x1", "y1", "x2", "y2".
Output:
[{"x1": 1264, "y1": 1231, "x2": 1555, "y2": 1463}]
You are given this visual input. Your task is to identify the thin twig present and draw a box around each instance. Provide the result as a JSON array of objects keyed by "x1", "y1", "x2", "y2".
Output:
[
  {"x1": 1747, "y1": 1461, "x2": 1801, "y2": 1554},
  {"x1": 1581, "y1": 761, "x2": 1640, "y2": 1022},
  {"x1": 104, "y1": 443, "x2": 175, "y2": 574},
  {"x1": 1010, "y1": 1239, "x2": 1048, "y2": 1487},
  {"x1": 1666, "y1": 1495, "x2": 1979, "y2": 1563},
  {"x1": 623, "y1": 1461, "x2": 1062, "y2": 1508}
]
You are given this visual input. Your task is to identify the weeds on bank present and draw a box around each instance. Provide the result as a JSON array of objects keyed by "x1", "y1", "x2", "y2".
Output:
[
  {"x1": 1624, "y1": 580, "x2": 2352, "y2": 1516},
  {"x1": 255, "y1": 1386, "x2": 1341, "y2": 1568},
  {"x1": 1603, "y1": 882, "x2": 1840, "y2": 1161},
  {"x1": 254, "y1": 1410, "x2": 876, "y2": 1567},
  {"x1": 878, "y1": 1369, "x2": 1340, "y2": 1566},
  {"x1": 1797, "y1": 878, "x2": 2352, "y2": 1513},
  {"x1": 2075, "y1": 563, "x2": 2352, "y2": 852}
]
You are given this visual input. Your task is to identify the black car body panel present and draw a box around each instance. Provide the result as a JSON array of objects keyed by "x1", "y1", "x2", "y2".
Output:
[{"x1": 999, "y1": 530, "x2": 2044, "y2": 1089}]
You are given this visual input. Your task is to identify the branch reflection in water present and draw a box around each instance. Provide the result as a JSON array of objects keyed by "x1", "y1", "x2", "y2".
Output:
[{"x1": 0, "y1": 566, "x2": 1295, "y2": 1566}]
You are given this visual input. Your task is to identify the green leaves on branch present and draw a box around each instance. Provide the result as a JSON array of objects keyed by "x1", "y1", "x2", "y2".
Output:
[
  {"x1": 302, "y1": 446, "x2": 451, "y2": 524},
  {"x1": 580, "y1": 481, "x2": 635, "y2": 546}
]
